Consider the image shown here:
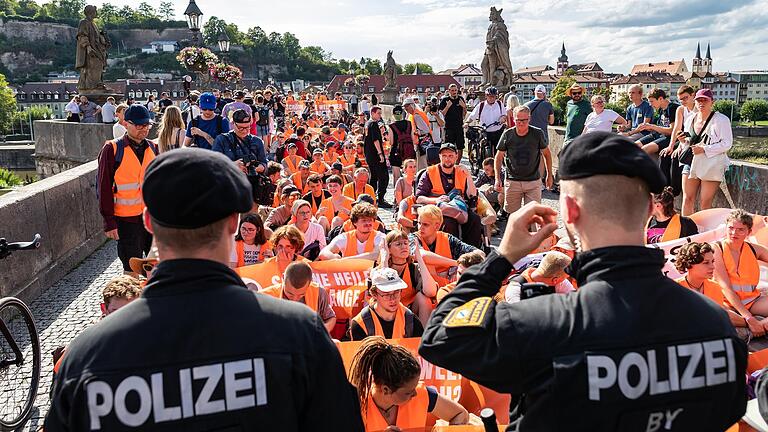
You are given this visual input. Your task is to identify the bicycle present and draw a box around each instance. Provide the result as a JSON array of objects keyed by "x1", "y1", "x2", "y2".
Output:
[
  {"x1": 0, "y1": 234, "x2": 42, "y2": 431},
  {"x1": 465, "y1": 121, "x2": 502, "y2": 176}
]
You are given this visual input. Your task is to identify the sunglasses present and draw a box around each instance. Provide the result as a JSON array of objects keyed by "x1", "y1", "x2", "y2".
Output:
[
  {"x1": 571, "y1": 92, "x2": 582, "y2": 96},
  {"x1": 128, "y1": 122, "x2": 151, "y2": 129}
]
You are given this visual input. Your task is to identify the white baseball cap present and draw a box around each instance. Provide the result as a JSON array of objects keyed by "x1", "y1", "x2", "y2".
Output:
[
  {"x1": 535, "y1": 85, "x2": 547, "y2": 94},
  {"x1": 402, "y1": 97, "x2": 416, "y2": 107},
  {"x1": 370, "y1": 267, "x2": 407, "y2": 292}
]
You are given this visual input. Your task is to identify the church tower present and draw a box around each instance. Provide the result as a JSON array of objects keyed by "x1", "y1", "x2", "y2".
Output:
[
  {"x1": 703, "y1": 42, "x2": 713, "y2": 74},
  {"x1": 692, "y1": 42, "x2": 702, "y2": 74},
  {"x1": 557, "y1": 42, "x2": 569, "y2": 75}
]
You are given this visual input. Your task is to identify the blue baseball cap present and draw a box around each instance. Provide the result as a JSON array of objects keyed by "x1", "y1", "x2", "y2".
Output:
[
  {"x1": 199, "y1": 92, "x2": 217, "y2": 110},
  {"x1": 124, "y1": 104, "x2": 152, "y2": 125}
]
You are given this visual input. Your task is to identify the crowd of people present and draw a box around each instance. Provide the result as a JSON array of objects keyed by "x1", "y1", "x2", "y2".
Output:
[{"x1": 46, "y1": 80, "x2": 767, "y2": 431}]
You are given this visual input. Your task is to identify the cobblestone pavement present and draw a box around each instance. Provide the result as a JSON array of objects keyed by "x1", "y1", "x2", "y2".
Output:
[{"x1": 18, "y1": 171, "x2": 560, "y2": 430}]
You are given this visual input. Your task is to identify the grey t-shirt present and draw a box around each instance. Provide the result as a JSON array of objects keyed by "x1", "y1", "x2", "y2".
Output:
[
  {"x1": 80, "y1": 101, "x2": 100, "y2": 123},
  {"x1": 523, "y1": 99, "x2": 554, "y2": 143},
  {"x1": 496, "y1": 126, "x2": 547, "y2": 181}
]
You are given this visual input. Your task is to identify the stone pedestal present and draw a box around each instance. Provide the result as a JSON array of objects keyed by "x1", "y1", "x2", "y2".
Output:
[
  {"x1": 33, "y1": 120, "x2": 114, "y2": 178},
  {"x1": 77, "y1": 89, "x2": 124, "y2": 106},
  {"x1": 382, "y1": 88, "x2": 399, "y2": 105}
]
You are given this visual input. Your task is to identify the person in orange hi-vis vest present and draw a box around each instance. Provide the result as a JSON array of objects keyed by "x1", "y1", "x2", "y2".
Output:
[
  {"x1": 645, "y1": 186, "x2": 698, "y2": 244},
  {"x1": 324, "y1": 141, "x2": 341, "y2": 165},
  {"x1": 340, "y1": 141, "x2": 358, "y2": 175},
  {"x1": 348, "y1": 336, "x2": 468, "y2": 431},
  {"x1": 291, "y1": 160, "x2": 312, "y2": 195},
  {"x1": 309, "y1": 149, "x2": 331, "y2": 176},
  {"x1": 302, "y1": 173, "x2": 331, "y2": 216},
  {"x1": 96, "y1": 104, "x2": 158, "y2": 274},
  {"x1": 259, "y1": 262, "x2": 336, "y2": 332},
  {"x1": 332, "y1": 123, "x2": 348, "y2": 143},
  {"x1": 343, "y1": 168, "x2": 377, "y2": 205},
  {"x1": 436, "y1": 250, "x2": 486, "y2": 304},
  {"x1": 264, "y1": 225, "x2": 311, "y2": 277},
  {"x1": 714, "y1": 210, "x2": 768, "y2": 334},
  {"x1": 229, "y1": 213, "x2": 273, "y2": 269},
  {"x1": 316, "y1": 175, "x2": 354, "y2": 232},
  {"x1": 281, "y1": 141, "x2": 303, "y2": 177},
  {"x1": 319, "y1": 203, "x2": 385, "y2": 261}
]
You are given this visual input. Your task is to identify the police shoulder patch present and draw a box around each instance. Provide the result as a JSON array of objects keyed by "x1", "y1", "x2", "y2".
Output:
[{"x1": 442, "y1": 297, "x2": 493, "y2": 328}]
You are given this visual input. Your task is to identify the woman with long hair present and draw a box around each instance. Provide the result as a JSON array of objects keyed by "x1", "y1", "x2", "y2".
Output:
[
  {"x1": 645, "y1": 186, "x2": 698, "y2": 244},
  {"x1": 156, "y1": 105, "x2": 186, "y2": 153},
  {"x1": 348, "y1": 336, "x2": 468, "y2": 431},
  {"x1": 229, "y1": 213, "x2": 273, "y2": 268}
]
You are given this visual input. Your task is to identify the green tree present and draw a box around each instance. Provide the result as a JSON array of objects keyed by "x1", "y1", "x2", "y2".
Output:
[
  {"x1": 202, "y1": 16, "x2": 241, "y2": 47},
  {"x1": 550, "y1": 74, "x2": 577, "y2": 121},
  {"x1": 364, "y1": 58, "x2": 382, "y2": 75},
  {"x1": 740, "y1": 99, "x2": 768, "y2": 125},
  {"x1": 616, "y1": 92, "x2": 631, "y2": 109},
  {"x1": 713, "y1": 100, "x2": 739, "y2": 121},
  {"x1": 604, "y1": 102, "x2": 626, "y2": 118},
  {"x1": 403, "y1": 63, "x2": 433, "y2": 74},
  {"x1": 0, "y1": 0, "x2": 18, "y2": 15},
  {"x1": 55, "y1": 0, "x2": 85, "y2": 19},
  {"x1": 98, "y1": 2, "x2": 117, "y2": 25},
  {"x1": 592, "y1": 85, "x2": 612, "y2": 101},
  {"x1": 0, "y1": 73, "x2": 18, "y2": 134},
  {"x1": 15, "y1": 0, "x2": 39, "y2": 16},
  {"x1": 158, "y1": 1, "x2": 174, "y2": 21},
  {"x1": 136, "y1": 2, "x2": 157, "y2": 20},
  {"x1": 281, "y1": 32, "x2": 300, "y2": 59}
]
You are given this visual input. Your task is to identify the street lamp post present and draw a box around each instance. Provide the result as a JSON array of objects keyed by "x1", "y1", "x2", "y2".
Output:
[
  {"x1": 184, "y1": 0, "x2": 203, "y2": 46},
  {"x1": 217, "y1": 31, "x2": 230, "y2": 66}
]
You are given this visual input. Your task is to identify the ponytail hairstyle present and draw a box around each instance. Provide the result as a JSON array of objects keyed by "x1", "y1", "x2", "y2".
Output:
[
  {"x1": 348, "y1": 336, "x2": 421, "y2": 415},
  {"x1": 652, "y1": 186, "x2": 676, "y2": 218}
]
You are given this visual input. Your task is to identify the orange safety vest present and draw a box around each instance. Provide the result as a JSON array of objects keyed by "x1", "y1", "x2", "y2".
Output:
[
  {"x1": 260, "y1": 282, "x2": 320, "y2": 312},
  {"x1": 343, "y1": 182, "x2": 377, "y2": 204},
  {"x1": 402, "y1": 195, "x2": 417, "y2": 221},
  {"x1": 331, "y1": 129, "x2": 346, "y2": 143},
  {"x1": 409, "y1": 109, "x2": 432, "y2": 135},
  {"x1": 718, "y1": 241, "x2": 761, "y2": 306},
  {"x1": 262, "y1": 255, "x2": 311, "y2": 277},
  {"x1": 235, "y1": 240, "x2": 271, "y2": 267},
  {"x1": 436, "y1": 281, "x2": 457, "y2": 304},
  {"x1": 675, "y1": 276, "x2": 726, "y2": 307},
  {"x1": 398, "y1": 264, "x2": 418, "y2": 307},
  {"x1": 351, "y1": 304, "x2": 414, "y2": 339},
  {"x1": 310, "y1": 160, "x2": 329, "y2": 175},
  {"x1": 646, "y1": 214, "x2": 682, "y2": 244},
  {"x1": 343, "y1": 218, "x2": 382, "y2": 233},
  {"x1": 283, "y1": 155, "x2": 301, "y2": 175},
  {"x1": 364, "y1": 382, "x2": 430, "y2": 432},
  {"x1": 357, "y1": 150, "x2": 368, "y2": 167},
  {"x1": 420, "y1": 232, "x2": 452, "y2": 285},
  {"x1": 111, "y1": 139, "x2": 157, "y2": 217},
  {"x1": 343, "y1": 230, "x2": 376, "y2": 257},
  {"x1": 340, "y1": 154, "x2": 356, "y2": 170},
  {"x1": 324, "y1": 150, "x2": 340, "y2": 165},
  {"x1": 426, "y1": 164, "x2": 467, "y2": 197},
  {"x1": 292, "y1": 172, "x2": 311, "y2": 195},
  {"x1": 318, "y1": 196, "x2": 353, "y2": 222}
]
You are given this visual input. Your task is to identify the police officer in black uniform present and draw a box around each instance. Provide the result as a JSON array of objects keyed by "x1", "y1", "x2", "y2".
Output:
[
  {"x1": 419, "y1": 131, "x2": 747, "y2": 431},
  {"x1": 46, "y1": 149, "x2": 363, "y2": 431}
]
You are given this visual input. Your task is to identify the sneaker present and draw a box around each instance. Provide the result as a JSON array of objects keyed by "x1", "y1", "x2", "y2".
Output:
[{"x1": 378, "y1": 200, "x2": 394, "y2": 209}]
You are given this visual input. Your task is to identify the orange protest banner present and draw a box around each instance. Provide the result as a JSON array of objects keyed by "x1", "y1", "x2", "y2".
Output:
[{"x1": 337, "y1": 338, "x2": 510, "y2": 424}]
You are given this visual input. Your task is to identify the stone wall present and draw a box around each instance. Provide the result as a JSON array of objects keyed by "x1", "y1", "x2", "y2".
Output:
[
  {"x1": 0, "y1": 142, "x2": 35, "y2": 170},
  {"x1": 0, "y1": 18, "x2": 76, "y2": 42},
  {"x1": 34, "y1": 120, "x2": 113, "y2": 178},
  {"x1": 0, "y1": 161, "x2": 105, "y2": 303}
]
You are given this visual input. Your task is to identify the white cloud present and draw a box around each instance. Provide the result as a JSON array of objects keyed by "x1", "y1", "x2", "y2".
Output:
[{"x1": 89, "y1": 0, "x2": 767, "y2": 74}]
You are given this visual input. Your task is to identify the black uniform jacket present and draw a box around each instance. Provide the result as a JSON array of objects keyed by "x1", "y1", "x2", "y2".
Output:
[
  {"x1": 45, "y1": 259, "x2": 363, "y2": 431},
  {"x1": 420, "y1": 247, "x2": 747, "y2": 431}
]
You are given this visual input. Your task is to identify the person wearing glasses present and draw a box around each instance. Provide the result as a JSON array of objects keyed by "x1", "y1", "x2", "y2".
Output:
[
  {"x1": 563, "y1": 84, "x2": 592, "y2": 145},
  {"x1": 183, "y1": 92, "x2": 229, "y2": 150},
  {"x1": 618, "y1": 84, "x2": 654, "y2": 141},
  {"x1": 581, "y1": 95, "x2": 627, "y2": 135},
  {"x1": 96, "y1": 105, "x2": 159, "y2": 274},
  {"x1": 212, "y1": 109, "x2": 267, "y2": 175}
]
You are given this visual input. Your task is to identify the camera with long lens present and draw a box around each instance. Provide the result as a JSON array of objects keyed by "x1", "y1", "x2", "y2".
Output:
[{"x1": 241, "y1": 153, "x2": 258, "y2": 177}]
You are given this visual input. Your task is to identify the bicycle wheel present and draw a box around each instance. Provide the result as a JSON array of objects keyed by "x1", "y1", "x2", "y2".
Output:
[
  {"x1": 469, "y1": 140, "x2": 481, "y2": 176},
  {"x1": 0, "y1": 297, "x2": 41, "y2": 430}
]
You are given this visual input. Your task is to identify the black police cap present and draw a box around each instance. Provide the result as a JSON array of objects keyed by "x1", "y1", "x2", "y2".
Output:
[
  {"x1": 143, "y1": 148, "x2": 253, "y2": 229},
  {"x1": 558, "y1": 132, "x2": 666, "y2": 193}
]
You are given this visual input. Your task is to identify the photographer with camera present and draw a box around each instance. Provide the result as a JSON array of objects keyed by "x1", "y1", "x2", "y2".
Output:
[
  {"x1": 426, "y1": 96, "x2": 445, "y2": 147},
  {"x1": 213, "y1": 109, "x2": 268, "y2": 206}
]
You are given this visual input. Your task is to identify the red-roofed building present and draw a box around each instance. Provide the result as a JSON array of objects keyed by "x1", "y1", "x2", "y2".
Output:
[{"x1": 326, "y1": 74, "x2": 461, "y2": 99}]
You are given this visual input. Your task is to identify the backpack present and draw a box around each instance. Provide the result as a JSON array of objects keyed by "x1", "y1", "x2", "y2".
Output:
[
  {"x1": 191, "y1": 114, "x2": 224, "y2": 136},
  {"x1": 478, "y1": 100, "x2": 503, "y2": 119},
  {"x1": 257, "y1": 106, "x2": 271, "y2": 126},
  {"x1": 96, "y1": 137, "x2": 159, "y2": 199}
]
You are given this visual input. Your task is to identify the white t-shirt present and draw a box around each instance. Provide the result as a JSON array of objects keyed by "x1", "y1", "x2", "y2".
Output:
[
  {"x1": 427, "y1": 111, "x2": 444, "y2": 144},
  {"x1": 583, "y1": 109, "x2": 620, "y2": 134},
  {"x1": 65, "y1": 100, "x2": 80, "y2": 114},
  {"x1": 229, "y1": 241, "x2": 268, "y2": 266},
  {"x1": 101, "y1": 102, "x2": 116, "y2": 123},
  {"x1": 468, "y1": 100, "x2": 506, "y2": 132},
  {"x1": 296, "y1": 222, "x2": 327, "y2": 249},
  {"x1": 113, "y1": 122, "x2": 127, "y2": 139},
  {"x1": 329, "y1": 231, "x2": 386, "y2": 256}
]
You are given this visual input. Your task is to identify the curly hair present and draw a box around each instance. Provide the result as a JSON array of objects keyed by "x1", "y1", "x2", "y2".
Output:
[
  {"x1": 269, "y1": 225, "x2": 305, "y2": 252},
  {"x1": 348, "y1": 336, "x2": 421, "y2": 416},
  {"x1": 351, "y1": 203, "x2": 378, "y2": 224},
  {"x1": 726, "y1": 209, "x2": 753, "y2": 230},
  {"x1": 102, "y1": 275, "x2": 142, "y2": 307},
  {"x1": 674, "y1": 242, "x2": 714, "y2": 273}
]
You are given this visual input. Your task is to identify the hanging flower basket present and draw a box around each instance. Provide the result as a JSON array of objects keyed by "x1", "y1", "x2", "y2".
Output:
[
  {"x1": 209, "y1": 63, "x2": 243, "y2": 84},
  {"x1": 176, "y1": 47, "x2": 219, "y2": 73}
]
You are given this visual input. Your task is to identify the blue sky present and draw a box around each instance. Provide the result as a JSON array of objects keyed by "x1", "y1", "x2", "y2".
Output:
[{"x1": 94, "y1": 0, "x2": 768, "y2": 74}]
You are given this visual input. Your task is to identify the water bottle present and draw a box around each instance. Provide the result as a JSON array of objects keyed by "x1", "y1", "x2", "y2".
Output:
[{"x1": 481, "y1": 408, "x2": 497, "y2": 432}]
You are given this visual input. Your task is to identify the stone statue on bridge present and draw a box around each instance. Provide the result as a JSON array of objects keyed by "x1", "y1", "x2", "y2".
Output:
[
  {"x1": 480, "y1": 6, "x2": 514, "y2": 90},
  {"x1": 383, "y1": 50, "x2": 397, "y2": 91},
  {"x1": 75, "y1": 5, "x2": 110, "y2": 92}
]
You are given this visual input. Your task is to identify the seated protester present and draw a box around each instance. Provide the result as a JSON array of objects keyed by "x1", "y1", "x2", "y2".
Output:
[
  {"x1": 356, "y1": 141, "x2": 368, "y2": 168},
  {"x1": 331, "y1": 162, "x2": 353, "y2": 185},
  {"x1": 713, "y1": 209, "x2": 768, "y2": 325},
  {"x1": 319, "y1": 126, "x2": 334, "y2": 144},
  {"x1": 317, "y1": 175, "x2": 354, "y2": 232},
  {"x1": 646, "y1": 186, "x2": 698, "y2": 244},
  {"x1": 302, "y1": 173, "x2": 331, "y2": 215},
  {"x1": 348, "y1": 336, "x2": 469, "y2": 430},
  {"x1": 294, "y1": 126, "x2": 309, "y2": 158},
  {"x1": 394, "y1": 158, "x2": 417, "y2": 204},
  {"x1": 339, "y1": 142, "x2": 358, "y2": 175},
  {"x1": 634, "y1": 88, "x2": 680, "y2": 156},
  {"x1": 324, "y1": 141, "x2": 341, "y2": 165},
  {"x1": 340, "y1": 195, "x2": 385, "y2": 234},
  {"x1": 415, "y1": 143, "x2": 482, "y2": 248},
  {"x1": 260, "y1": 262, "x2": 336, "y2": 333},
  {"x1": 264, "y1": 161, "x2": 282, "y2": 206},
  {"x1": 476, "y1": 157, "x2": 503, "y2": 212},
  {"x1": 348, "y1": 268, "x2": 424, "y2": 340},
  {"x1": 310, "y1": 148, "x2": 331, "y2": 176},
  {"x1": 380, "y1": 229, "x2": 438, "y2": 325},
  {"x1": 230, "y1": 213, "x2": 273, "y2": 268},
  {"x1": 410, "y1": 204, "x2": 478, "y2": 285},
  {"x1": 291, "y1": 199, "x2": 327, "y2": 259},
  {"x1": 504, "y1": 251, "x2": 575, "y2": 303},
  {"x1": 266, "y1": 184, "x2": 301, "y2": 230},
  {"x1": 281, "y1": 142, "x2": 303, "y2": 177},
  {"x1": 319, "y1": 202, "x2": 386, "y2": 260},
  {"x1": 292, "y1": 159, "x2": 312, "y2": 195},
  {"x1": 183, "y1": 92, "x2": 229, "y2": 150},
  {"x1": 343, "y1": 167, "x2": 377, "y2": 204},
  {"x1": 332, "y1": 123, "x2": 348, "y2": 143},
  {"x1": 436, "y1": 250, "x2": 486, "y2": 303},
  {"x1": 265, "y1": 224, "x2": 310, "y2": 276},
  {"x1": 675, "y1": 242, "x2": 748, "y2": 331},
  {"x1": 396, "y1": 194, "x2": 418, "y2": 234},
  {"x1": 270, "y1": 178, "x2": 292, "y2": 209},
  {"x1": 212, "y1": 109, "x2": 267, "y2": 174}
]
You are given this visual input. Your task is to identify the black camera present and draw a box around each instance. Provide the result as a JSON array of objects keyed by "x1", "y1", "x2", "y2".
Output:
[
  {"x1": 519, "y1": 282, "x2": 555, "y2": 300},
  {"x1": 242, "y1": 154, "x2": 258, "y2": 177}
]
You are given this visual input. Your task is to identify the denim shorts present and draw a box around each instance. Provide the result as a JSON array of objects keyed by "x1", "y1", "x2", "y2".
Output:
[{"x1": 681, "y1": 163, "x2": 691, "y2": 175}]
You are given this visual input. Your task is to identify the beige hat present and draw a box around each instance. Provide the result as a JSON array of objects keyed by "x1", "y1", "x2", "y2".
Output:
[
  {"x1": 566, "y1": 84, "x2": 585, "y2": 97},
  {"x1": 370, "y1": 267, "x2": 407, "y2": 292}
]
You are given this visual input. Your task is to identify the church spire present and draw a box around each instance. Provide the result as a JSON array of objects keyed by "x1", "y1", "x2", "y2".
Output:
[
  {"x1": 558, "y1": 42, "x2": 568, "y2": 62},
  {"x1": 705, "y1": 42, "x2": 711, "y2": 60},
  {"x1": 695, "y1": 42, "x2": 701, "y2": 59}
]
